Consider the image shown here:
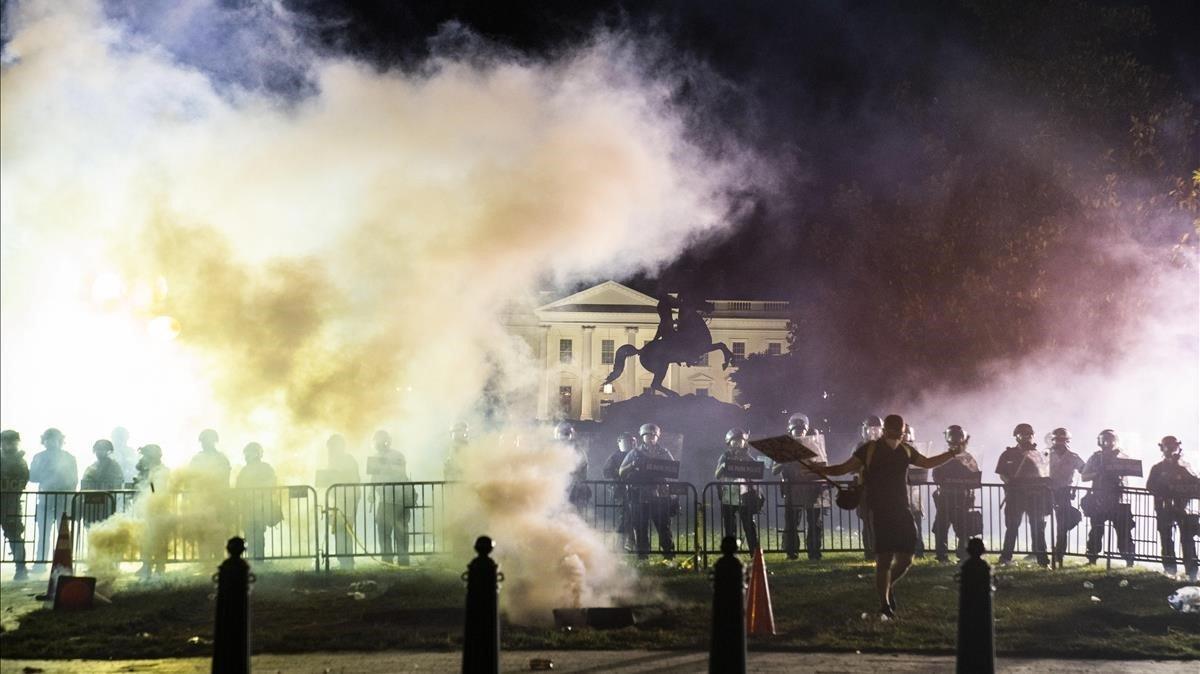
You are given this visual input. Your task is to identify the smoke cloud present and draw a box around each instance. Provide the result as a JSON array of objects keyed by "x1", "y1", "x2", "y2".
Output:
[{"x1": 2, "y1": 0, "x2": 751, "y2": 616}]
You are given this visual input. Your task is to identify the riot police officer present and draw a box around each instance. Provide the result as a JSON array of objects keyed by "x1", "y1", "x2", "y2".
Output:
[
  {"x1": 28, "y1": 428, "x2": 78, "y2": 571},
  {"x1": 1081, "y1": 430, "x2": 1136, "y2": 566},
  {"x1": 189, "y1": 429, "x2": 231, "y2": 490},
  {"x1": 1, "y1": 430, "x2": 30, "y2": 580},
  {"x1": 773, "y1": 413, "x2": 827, "y2": 560},
  {"x1": 369, "y1": 430, "x2": 413, "y2": 565},
  {"x1": 855, "y1": 415, "x2": 883, "y2": 559},
  {"x1": 133, "y1": 444, "x2": 170, "y2": 579},
  {"x1": 235, "y1": 442, "x2": 279, "y2": 561},
  {"x1": 931, "y1": 425, "x2": 980, "y2": 563},
  {"x1": 619, "y1": 423, "x2": 676, "y2": 560},
  {"x1": 715, "y1": 428, "x2": 763, "y2": 552},
  {"x1": 602, "y1": 432, "x2": 637, "y2": 551},
  {"x1": 187, "y1": 429, "x2": 232, "y2": 561},
  {"x1": 445, "y1": 422, "x2": 469, "y2": 481},
  {"x1": 321, "y1": 434, "x2": 361, "y2": 569},
  {"x1": 1146, "y1": 436, "x2": 1198, "y2": 580},
  {"x1": 995, "y1": 423, "x2": 1049, "y2": 566},
  {"x1": 1047, "y1": 427, "x2": 1085, "y2": 566},
  {"x1": 556, "y1": 422, "x2": 591, "y2": 512},
  {"x1": 80, "y1": 439, "x2": 124, "y2": 527}
]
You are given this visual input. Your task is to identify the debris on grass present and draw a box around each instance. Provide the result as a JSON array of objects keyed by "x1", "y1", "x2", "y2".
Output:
[
  {"x1": 1083, "y1": 581, "x2": 1095, "y2": 589},
  {"x1": 1090, "y1": 596, "x2": 1102, "y2": 602},
  {"x1": 1167, "y1": 587, "x2": 1200, "y2": 613}
]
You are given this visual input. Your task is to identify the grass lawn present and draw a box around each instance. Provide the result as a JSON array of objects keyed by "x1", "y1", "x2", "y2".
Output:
[{"x1": 1, "y1": 553, "x2": 1197, "y2": 660}]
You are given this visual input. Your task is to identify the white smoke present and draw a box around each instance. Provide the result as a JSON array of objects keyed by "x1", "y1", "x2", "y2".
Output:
[{"x1": 2, "y1": 0, "x2": 754, "y2": 618}]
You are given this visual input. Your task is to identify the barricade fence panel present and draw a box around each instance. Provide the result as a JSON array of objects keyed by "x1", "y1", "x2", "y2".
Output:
[{"x1": 2, "y1": 482, "x2": 1194, "y2": 573}]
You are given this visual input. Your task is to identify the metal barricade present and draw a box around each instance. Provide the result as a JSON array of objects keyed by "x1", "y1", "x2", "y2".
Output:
[
  {"x1": 323, "y1": 482, "x2": 447, "y2": 569},
  {"x1": 581, "y1": 480, "x2": 699, "y2": 566}
]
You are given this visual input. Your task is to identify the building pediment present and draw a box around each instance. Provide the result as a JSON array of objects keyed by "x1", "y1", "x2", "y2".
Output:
[{"x1": 537, "y1": 280, "x2": 658, "y2": 312}]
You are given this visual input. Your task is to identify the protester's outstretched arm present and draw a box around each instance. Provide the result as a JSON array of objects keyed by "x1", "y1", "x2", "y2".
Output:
[{"x1": 811, "y1": 456, "x2": 863, "y2": 477}]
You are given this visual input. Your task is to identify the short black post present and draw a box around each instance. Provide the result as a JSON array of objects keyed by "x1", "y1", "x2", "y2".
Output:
[
  {"x1": 709, "y1": 536, "x2": 747, "y2": 674},
  {"x1": 957, "y1": 537, "x2": 995, "y2": 674},
  {"x1": 213, "y1": 537, "x2": 252, "y2": 674},
  {"x1": 462, "y1": 535, "x2": 501, "y2": 674}
]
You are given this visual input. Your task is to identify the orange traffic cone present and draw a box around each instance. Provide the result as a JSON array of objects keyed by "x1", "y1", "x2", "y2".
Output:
[
  {"x1": 38, "y1": 513, "x2": 74, "y2": 605},
  {"x1": 746, "y1": 547, "x2": 776, "y2": 636}
]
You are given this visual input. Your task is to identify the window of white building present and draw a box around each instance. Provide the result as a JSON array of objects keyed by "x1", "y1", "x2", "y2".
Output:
[
  {"x1": 732, "y1": 342, "x2": 746, "y2": 364},
  {"x1": 559, "y1": 339, "x2": 573, "y2": 364},
  {"x1": 696, "y1": 387, "x2": 709, "y2": 397},
  {"x1": 766, "y1": 342, "x2": 782, "y2": 356},
  {"x1": 601, "y1": 339, "x2": 615, "y2": 364}
]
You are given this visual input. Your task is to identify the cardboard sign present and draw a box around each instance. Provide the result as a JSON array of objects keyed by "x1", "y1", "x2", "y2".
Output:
[
  {"x1": 722, "y1": 459, "x2": 764, "y2": 480},
  {"x1": 938, "y1": 472, "x2": 983, "y2": 489},
  {"x1": 639, "y1": 458, "x2": 680, "y2": 480},
  {"x1": 749, "y1": 435, "x2": 818, "y2": 464},
  {"x1": 1108, "y1": 458, "x2": 1143, "y2": 477}
]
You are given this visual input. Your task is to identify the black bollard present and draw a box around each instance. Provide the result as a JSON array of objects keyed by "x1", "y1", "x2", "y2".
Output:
[
  {"x1": 462, "y1": 535, "x2": 502, "y2": 674},
  {"x1": 213, "y1": 537, "x2": 253, "y2": 674},
  {"x1": 957, "y1": 537, "x2": 995, "y2": 674},
  {"x1": 709, "y1": 536, "x2": 747, "y2": 674}
]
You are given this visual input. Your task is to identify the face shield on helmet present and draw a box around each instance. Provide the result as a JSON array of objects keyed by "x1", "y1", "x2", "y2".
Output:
[
  {"x1": 554, "y1": 422, "x2": 576, "y2": 442},
  {"x1": 725, "y1": 427, "x2": 749, "y2": 448},
  {"x1": 243, "y1": 442, "x2": 264, "y2": 461},
  {"x1": 617, "y1": 432, "x2": 637, "y2": 453},
  {"x1": 786, "y1": 413, "x2": 810, "y2": 439},
  {"x1": 450, "y1": 422, "x2": 470, "y2": 445},
  {"x1": 1049, "y1": 427, "x2": 1071, "y2": 449},
  {"x1": 373, "y1": 430, "x2": 392, "y2": 450},
  {"x1": 1097, "y1": 429, "x2": 1119, "y2": 451},
  {"x1": 93, "y1": 439, "x2": 114, "y2": 457},
  {"x1": 639, "y1": 423, "x2": 661, "y2": 445},
  {"x1": 944, "y1": 425, "x2": 967, "y2": 445},
  {"x1": 1159, "y1": 435, "x2": 1182, "y2": 457},
  {"x1": 1012, "y1": 423, "x2": 1035, "y2": 445},
  {"x1": 903, "y1": 424, "x2": 916, "y2": 444},
  {"x1": 138, "y1": 444, "x2": 163, "y2": 461},
  {"x1": 861, "y1": 415, "x2": 884, "y2": 442}
]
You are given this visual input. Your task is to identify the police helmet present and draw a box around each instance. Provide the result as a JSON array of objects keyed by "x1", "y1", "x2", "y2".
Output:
[
  {"x1": 554, "y1": 422, "x2": 576, "y2": 442},
  {"x1": 903, "y1": 424, "x2": 917, "y2": 443},
  {"x1": 1050, "y1": 427, "x2": 1071, "y2": 442},
  {"x1": 138, "y1": 444, "x2": 163, "y2": 460},
  {"x1": 725, "y1": 428, "x2": 749, "y2": 446},
  {"x1": 326, "y1": 433, "x2": 346, "y2": 451},
  {"x1": 639, "y1": 423, "x2": 661, "y2": 442},
  {"x1": 617, "y1": 432, "x2": 637, "y2": 453},
  {"x1": 944, "y1": 425, "x2": 967, "y2": 444},
  {"x1": 41, "y1": 427, "x2": 64, "y2": 443},
  {"x1": 786, "y1": 413, "x2": 810, "y2": 435},
  {"x1": 93, "y1": 439, "x2": 114, "y2": 456},
  {"x1": 1097, "y1": 429, "x2": 1119, "y2": 450},
  {"x1": 198, "y1": 428, "x2": 219, "y2": 444},
  {"x1": 1012, "y1": 423, "x2": 1035, "y2": 437},
  {"x1": 860, "y1": 415, "x2": 884, "y2": 441},
  {"x1": 0, "y1": 429, "x2": 19, "y2": 444},
  {"x1": 243, "y1": 442, "x2": 264, "y2": 460},
  {"x1": 1160, "y1": 436, "x2": 1182, "y2": 455},
  {"x1": 373, "y1": 429, "x2": 392, "y2": 448}
]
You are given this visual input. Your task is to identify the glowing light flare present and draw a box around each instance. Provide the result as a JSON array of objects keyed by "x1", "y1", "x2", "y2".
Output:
[{"x1": 147, "y1": 315, "x2": 181, "y2": 341}]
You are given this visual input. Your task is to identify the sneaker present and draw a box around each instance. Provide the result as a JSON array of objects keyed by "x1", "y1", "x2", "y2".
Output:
[{"x1": 879, "y1": 605, "x2": 896, "y2": 621}]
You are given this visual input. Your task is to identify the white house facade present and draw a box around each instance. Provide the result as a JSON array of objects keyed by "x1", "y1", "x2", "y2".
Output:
[{"x1": 503, "y1": 281, "x2": 790, "y2": 421}]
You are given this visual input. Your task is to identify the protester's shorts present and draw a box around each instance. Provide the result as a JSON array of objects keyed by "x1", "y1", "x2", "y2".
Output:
[{"x1": 869, "y1": 508, "x2": 918, "y2": 554}]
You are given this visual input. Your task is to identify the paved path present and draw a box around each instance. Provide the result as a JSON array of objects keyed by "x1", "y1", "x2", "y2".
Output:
[{"x1": 3, "y1": 651, "x2": 1196, "y2": 673}]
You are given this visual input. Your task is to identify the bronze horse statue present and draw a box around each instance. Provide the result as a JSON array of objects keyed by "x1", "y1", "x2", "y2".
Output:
[{"x1": 602, "y1": 293, "x2": 734, "y2": 397}]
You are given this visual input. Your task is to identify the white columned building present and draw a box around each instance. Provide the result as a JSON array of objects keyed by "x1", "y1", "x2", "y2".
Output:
[{"x1": 503, "y1": 281, "x2": 790, "y2": 422}]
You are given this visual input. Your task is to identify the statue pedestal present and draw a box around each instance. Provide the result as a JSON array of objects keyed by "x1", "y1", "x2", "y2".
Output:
[{"x1": 595, "y1": 394, "x2": 747, "y2": 486}]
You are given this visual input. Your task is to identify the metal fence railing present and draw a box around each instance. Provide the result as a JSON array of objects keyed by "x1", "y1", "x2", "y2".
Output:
[{"x1": 1, "y1": 481, "x2": 1194, "y2": 574}]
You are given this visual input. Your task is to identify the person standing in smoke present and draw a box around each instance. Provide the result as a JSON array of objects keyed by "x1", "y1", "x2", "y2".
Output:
[
  {"x1": 1146, "y1": 436, "x2": 1198, "y2": 580},
  {"x1": 619, "y1": 423, "x2": 676, "y2": 560},
  {"x1": 80, "y1": 439, "x2": 124, "y2": 526},
  {"x1": 444, "y1": 422, "x2": 469, "y2": 481},
  {"x1": 931, "y1": 425, "x2": 979, "y2": 563},
  {"x1": 110, "y1": 427, "x2": 137, "y2": 486},
  {"x1": 1, "y1": 430, "x2": 30, "y2": 581},
  {"x1": 1047, "y1": 427, "x2": 1085, "y2": 566},
  {"x1": 320, "y1": 434, "x2": 361, "y2": 570},
  {"x1": 1081, "y1": 429, "x2": 1136, "y2": 567},
  {"x1": 186, "y1": 428, "x2": 232, "y2": 560},
  {"x1": 773, "y1": 413, "x2": 827, "y2": 560},
  {"x1": 995, "y1": 423, "x2": 1050, "y2": 566},
  {"x1": 556, "y1": 422, "x2": 591, "y2": 512},
  {"x1": 854, "y1": 415, "x2": 884, "y2": 560},
  {"x1": 812, "y1": 414, "x2": 964, "y2": 620},
  {"x1": 235, "y1": 442, "x2": 280, "y2": 561},
  {"x1": 368, "y1": 430, "x2": 413, "y2": 565},
  {"x1": 715, "y1": 428, "x2": 762, "y2": 552},
  {"x1": 28, "y1": 428, "x2": 78, "y2": 572},
  {"x1": 602, "y1": 432, "x2": 637, "y2": 552},
  {"x1": 133, "y1": 444, "x2": 170, "y2": 579}
]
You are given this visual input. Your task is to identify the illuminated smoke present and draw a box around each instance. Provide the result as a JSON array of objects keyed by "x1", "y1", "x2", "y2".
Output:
[{"x1": 2, "y1": 0, "x2": 751, "y2": 615}]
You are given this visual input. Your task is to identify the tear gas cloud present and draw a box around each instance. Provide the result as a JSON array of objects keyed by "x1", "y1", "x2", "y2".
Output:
[{"x1": 1, "y1": 0, "x2": 750, "y2": 616}]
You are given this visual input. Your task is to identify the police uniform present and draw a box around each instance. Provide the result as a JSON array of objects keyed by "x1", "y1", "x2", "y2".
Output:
[
  {"x1": 715, "y1": 446, "x2": 762, "y2": 552},
  {"x1": 369, "y1": 448, "x2": 414, "y2": 565},
  {"x1": 1146, "y1": 457, "x2": 1199, "y2": 579},
  {"x1": 321, "y1": 449, "x2": 361, "y2": 569},
  {"x1": 931, "y1": 451, "x2": 979, "y2": 562},
  {"x1": 775, "y1": 453, "x2": 826, "y2": 560},
  {"x1": 1082, "y1": 449, "x2": 1135, "y2": 565},
  {"x1": 1, "y1": 442, "x2": 30, "y2": 578},
  {"x1": 235, "y1": 457, "x2": 279, "y2": 560},
  {"x1": 601, "y1": 446, "x2": 635, "y2": 551},
  {"x1": 29, "y1": 445, "x2": 78, "y2": 567},
  {"x1": 1048, "y1": 447, "x2": 1085, "y2": 565},
  {"x1": 133, "y1": 453, "x2": 171, "y2": 578},
  {"x1": 80, "y1": 453, "x2": 124, "y2": 525},
  {"x1": 619, "y1": 442, "x2": 676, "y2": 560},
  {"x1": 995, "y1": 445, "x2": 1050, "y2": 565}
]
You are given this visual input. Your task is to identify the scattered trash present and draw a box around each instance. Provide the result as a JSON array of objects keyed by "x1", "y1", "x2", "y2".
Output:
[
  {"x1": 530, "y1": 658, "x2": 555, "y2": 671},
  {"x1": 1082, "y1": 581, "x2": 1095, "y2": 589},
  {"x1": 1119, "y1": 579, "x2": 1129, "y2": 588},
  {"x1": 1167, "y1": 587, "x2": 1200, "y2": 613},
  {"x1": 860, "y1": 612, "x2": 869, "y2": 620},
  {"x1": 1090, "y1": 596, "x2": 1102, "y2": 602},
  {"x1": 138, "y1": 632, "x2": 152, "y2": 639},
  {"x1": 855, "y1": 650, "x2": 862, "y2": 655},
  {"x1": 347, "y1": 580, "x2": 378, "y2": 594},
  {"x1": 856, "y1": 574, "x2": 865, "y2": 579},
  {"x1": 347, "y1": 591, "x2": 366, "y2": 601},
  {"x1": 186, "y1": 635, "x2": 212, "y2": 646}
]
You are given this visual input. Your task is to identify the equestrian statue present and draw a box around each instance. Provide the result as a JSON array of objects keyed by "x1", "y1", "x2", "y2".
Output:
[{"x1": 602, "y1": 293, "x2": 734, "y2": 397}]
